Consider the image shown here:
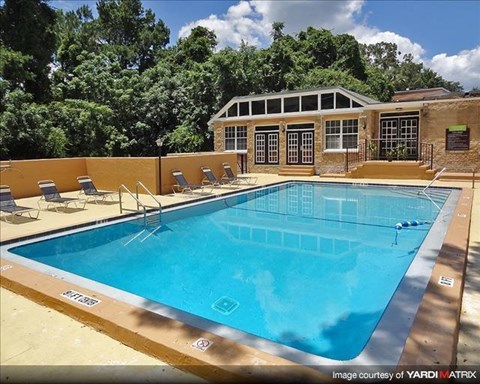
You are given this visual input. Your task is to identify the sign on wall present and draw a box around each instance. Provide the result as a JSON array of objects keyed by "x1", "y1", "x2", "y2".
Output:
[{"x1": 445, "y1": 125, "x2": 470, "y2": 151}]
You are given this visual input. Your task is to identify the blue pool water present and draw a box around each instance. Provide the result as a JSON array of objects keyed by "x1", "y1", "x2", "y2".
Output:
[{"x1": 7, "y1": 183, "x2": 450, "y2": 360}]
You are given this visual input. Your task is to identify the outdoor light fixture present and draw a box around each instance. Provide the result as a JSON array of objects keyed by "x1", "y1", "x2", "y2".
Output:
[
  {"x1": 422, "y1": 103, "x2": 429, "y2": 117},
  {"x1": 156, "y1": 136, "x2": 165, "y2": 195},
  {"x1": 155, "y1": 137, "x2": 165, "y2": 148},
  {"x1": 359, "y1": 115, "x2": 367, "y2": 129}
]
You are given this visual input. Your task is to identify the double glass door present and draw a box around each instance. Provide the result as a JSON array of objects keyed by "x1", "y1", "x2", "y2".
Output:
[
  {"x1": 380, "y1": 114, "x2": 419, "y2": 159},
  {"x1": 287, "y1": 130, "x2": 314, "y2": 164}
]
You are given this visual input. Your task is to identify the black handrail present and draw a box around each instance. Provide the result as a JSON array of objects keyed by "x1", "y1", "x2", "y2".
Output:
[
  {"x1": 345, "y1": 139, "x2": 435, "y2": 172},
  {"x1": 419, "y1": 142, "x2": 434, "y2": 169}
]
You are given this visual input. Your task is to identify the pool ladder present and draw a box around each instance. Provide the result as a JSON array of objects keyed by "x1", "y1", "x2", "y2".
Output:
[{"x1": 118, "y1": 181, "x2": 162, "y2": 227}]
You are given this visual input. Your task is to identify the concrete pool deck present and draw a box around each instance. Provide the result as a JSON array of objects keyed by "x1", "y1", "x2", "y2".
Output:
[{"x1": 1, "y1": 174, "x2": 478, "y2": 381}]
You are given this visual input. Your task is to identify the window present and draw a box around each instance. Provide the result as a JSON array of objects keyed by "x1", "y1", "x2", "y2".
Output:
[
  {"x1": 255, "y1": 125, "x2": 279, "y2": 164},
  {"x1": 267, "y1": 98, "x2": 281, "y2": 114},
  {"x1": 336, "y1": 92, "x2": 351, "y2": 109},
  {"x1": 225, "y1": 126, "x2": 247, "y2": 151},
  {"x1": 252, "y1": 100, "x2": 265, "y2": 115},
  {"x1": 321, "y1": 93, "x2": 334, "y2": 109},
  {"x1": 287, "y1": 123, "x2": 314, "y2": 131},
  {"x1": 239, "y1": 102, "x2": 249, "y2": 116},
  {"x1": 284, "y1": 96, "x2": 299, "y2": 113},
  {"x1": 301, "y1": 95, "x2": 318, "y2": 111},
  {"x1": 325, "y1": 119, "x2": 358, "y2": 150},
  {"x1": 227, "y1": 103, "x2": 238, "y2": 117}
]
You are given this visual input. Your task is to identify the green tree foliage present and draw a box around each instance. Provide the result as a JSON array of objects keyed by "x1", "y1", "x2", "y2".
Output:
[
  {"x1": 332, "y1": 34, "x2": 366, "y2": 80},
  {"x1": 298, "y1": 27, "x2": 337, "y2": 69},
  {"x1": 49, "y1": 99, "x2": 126, "y2": 156},
  {"x1": 0, "y1": 90, "x2": 57, "y2": 158},
  {"x1": 176, "y1": 26, "x2": 217, "y2": 65},
  {"x1": 1, "y1": 2, "x2": 464, "y2": 160},
  {"x1": 0, "y1": 47, "x2": 34, "y2": 92},
  {"x1": 363, "y1": 45, "x2": 462, "y2": 92},
  {"x1": 0, "y1": 0, "x2": 57, "y2": 102},
  {"x1": 271, "y1": 22, "x2": 285, "y2": 41},
  {"x1": 55, "y1": 5, "x2": 99, "y2": 73},
  {"x1": 96, "y1": 0, "x2": 170, "y2": 71},
  {"x1": 361, "y1": 42, "x2": 399, "y2": 73}
]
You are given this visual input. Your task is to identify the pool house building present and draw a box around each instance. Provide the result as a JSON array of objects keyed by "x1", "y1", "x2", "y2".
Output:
[{"x1": 209, "y1": 86, "x2": 480, "y2": 177}]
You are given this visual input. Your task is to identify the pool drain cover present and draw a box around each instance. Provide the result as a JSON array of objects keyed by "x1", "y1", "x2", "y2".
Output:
[{"x1": 212, "y1": 296, "x2": 239, "y2": 315}]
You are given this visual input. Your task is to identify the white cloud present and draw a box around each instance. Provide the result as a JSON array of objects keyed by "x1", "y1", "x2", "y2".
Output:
[
  {"x1": 178, "y1": 1, "x2": 270, "y2": 48},
  {"x1": 250, "y1": 0, "x2": 363, "y2": 35},
  {"x1": 178, "y1": 0, "x2": 477, "y2": 90},
  {"x1": 351, "y1": 25, "x2": 425, "y2": 61},
  {"x1": 427, "y1": 47, "x2": 480, "y2": 90}
]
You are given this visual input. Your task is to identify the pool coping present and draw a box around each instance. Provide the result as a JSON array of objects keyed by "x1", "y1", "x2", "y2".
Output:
[{"x1": 0, "y1": 181, "x2": 473, "y2": 381}]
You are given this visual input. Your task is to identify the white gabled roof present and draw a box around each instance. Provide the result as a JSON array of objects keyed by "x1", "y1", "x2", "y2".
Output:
[{"x1": 208, "y1": 86, "x2": 380, "y2": 125}]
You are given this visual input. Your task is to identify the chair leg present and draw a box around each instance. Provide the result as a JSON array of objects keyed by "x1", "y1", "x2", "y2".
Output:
[{"x1": 3, "y1": 213, "x2": 13, "y2": 223}]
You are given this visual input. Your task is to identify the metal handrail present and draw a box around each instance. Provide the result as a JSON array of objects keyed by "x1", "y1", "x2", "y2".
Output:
[
  {"x1": 135, "y1": 181, "x2": 162, "y2": 213},
  {"x1": 345, "y1": 139, "x2": 435, "y2": 173},
  {"x1": 118, "y1": 184, "x2": 149, "y2": 226},
  {"x1": 419, "y1": 167, "x2": 447, "y2": 212},
  {"x1": 422, "y1": 167, "x2": 447, "y2": 194}
]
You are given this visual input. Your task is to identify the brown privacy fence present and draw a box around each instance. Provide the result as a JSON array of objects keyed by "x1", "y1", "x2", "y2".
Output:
[{"x1": 0, "y1": 152, "x2": 237, "y2": 198}]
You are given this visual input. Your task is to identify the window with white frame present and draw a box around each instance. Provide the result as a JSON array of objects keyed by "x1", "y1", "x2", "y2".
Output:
[
  {"x1": 325, "y1": 119, "x2": 358, "y2": 150},
  {"x1": 224, "y1": 126, "x2": 247, "y2": 151}
]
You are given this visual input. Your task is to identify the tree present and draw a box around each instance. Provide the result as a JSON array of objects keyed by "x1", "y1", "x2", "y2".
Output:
[
  {"x1": 361, "y1": 42, "x2": 399, "y2": 73},
  {"x1": 55, "y1": 5, "x2": 99, "y2": 73},
  {"x1": 300, "y1": 68, "x2": 371, "y2": 95},
  {"x1": 271, "y1": 22, "x2": 285, "y2": 41},
  {"x1": 176, "y1": 26, "x2": 217, "y2": 65},
  {"x1": 211, "y1": 47, "x2": 252, "y2": 105},
  {"x1": 0, "y1": 90, "x2": 59, "y2": 158},
  {"x1": 49, "y1": 99, "x2": 126, "y2": 156},
  {"x1": 259, "y1": 34, "x2": 299, "y2": 91},
  {"x1": 0, "y1": 47, "x2": 34, "y2": 92},
  {"x1": 0, "y1": 0, "x2": 56, "y2": 102},
  {"x1": 298, "y1": 27, "x2": 337, "y2": 69},
  {"x1": 332, "y1": 33, "x2": 366, "y2": 81},
  {"x1": 96, "y1": 0, "x2": 169, "y2": 71}
]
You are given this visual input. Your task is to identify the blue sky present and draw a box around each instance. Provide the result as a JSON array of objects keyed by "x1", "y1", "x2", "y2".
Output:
[{"x1": 51, "y1": 1, "x2": 480, "y2": 89}]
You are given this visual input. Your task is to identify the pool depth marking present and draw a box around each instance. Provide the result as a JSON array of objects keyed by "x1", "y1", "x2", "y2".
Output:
[
  {"x1": 61, "y1": 290, "x2": 101, "y2": 307},
  {"x1": 438, "y1": 276, "x2": 455, "y2": 288}
]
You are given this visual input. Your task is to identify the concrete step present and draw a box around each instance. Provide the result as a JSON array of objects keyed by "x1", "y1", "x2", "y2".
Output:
[
  {"x1": 278, "y1": 165, "x2": 316, "y2": 176},
  {"x1": 439, "y1": 172, "x2": 479, "y2": 181},
  {"x1": 347, "y1": 161, "x2": 435, "y2": 180}
]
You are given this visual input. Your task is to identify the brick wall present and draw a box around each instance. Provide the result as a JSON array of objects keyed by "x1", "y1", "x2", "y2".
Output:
[{"x1": 422, "y1": 100, "x2": 480, "y2": 171}]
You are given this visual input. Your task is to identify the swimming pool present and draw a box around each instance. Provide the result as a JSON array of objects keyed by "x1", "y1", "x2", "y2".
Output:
[{"x1": 2, "y1": 182, "x2": 458, "y2": 364}]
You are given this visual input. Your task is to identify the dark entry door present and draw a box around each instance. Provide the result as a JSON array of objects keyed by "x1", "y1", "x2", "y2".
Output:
[
  {"x1": 287, "y1": 130, "x2": 314, "y2": 164},
  {"x1": 380, "y1": 116, "x2": 419, "y2": 159}
]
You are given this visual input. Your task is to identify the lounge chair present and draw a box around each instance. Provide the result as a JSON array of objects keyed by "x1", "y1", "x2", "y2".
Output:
[
  {"x1": 201, "y1": 166, "x2": 238, "y2": 187},
  {"x1": 0, "y1": 185, "x2": 40, "y2": 223},
  {"x1": 222, "y1": 162, "x2": 257, "y2": 185},
  {"x1": 171, "y1": 169, "x2": 211, "y2": 194},
  {"x1": 38, "y1": 180, "x2": 86, "y2": 212},
  {"x1": 77, "y1": 176, "x2": 116, "y2": 204}
]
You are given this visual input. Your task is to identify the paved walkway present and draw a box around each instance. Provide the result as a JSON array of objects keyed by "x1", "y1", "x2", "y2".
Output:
[{"x1": 1, "y1": 175, "x2": 478, "y2": 380}]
